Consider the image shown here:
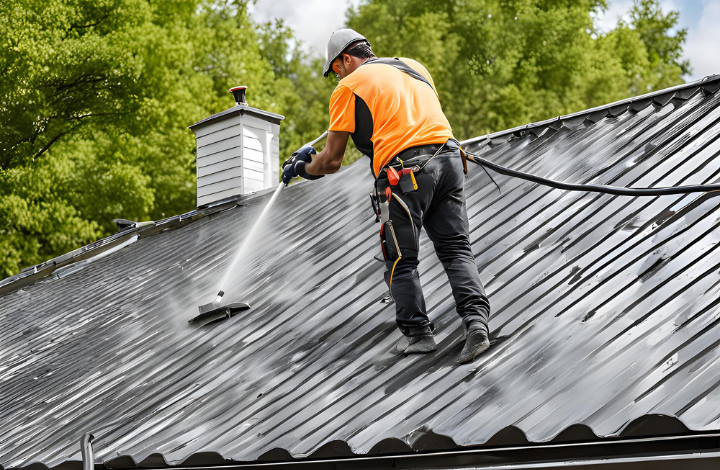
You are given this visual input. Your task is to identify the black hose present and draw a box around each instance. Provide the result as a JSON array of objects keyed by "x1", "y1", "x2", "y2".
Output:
[{"x1": 465, "y1": 153, "x2": 720, "y2": 196}]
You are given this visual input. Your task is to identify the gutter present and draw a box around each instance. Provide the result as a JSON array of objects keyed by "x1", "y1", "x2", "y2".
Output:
[{"x1": 118, "y1": 432, "x2": 720, "y2": 470}]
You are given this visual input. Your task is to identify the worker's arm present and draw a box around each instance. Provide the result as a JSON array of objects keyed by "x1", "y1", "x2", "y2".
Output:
[{"x1": 304, "y1": 131, "x2": 349, "y2": 175}]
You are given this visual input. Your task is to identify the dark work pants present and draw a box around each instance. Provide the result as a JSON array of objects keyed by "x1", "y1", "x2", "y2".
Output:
[{"x1": 376, "y1": 149, "x2": 490, "y2": 337}]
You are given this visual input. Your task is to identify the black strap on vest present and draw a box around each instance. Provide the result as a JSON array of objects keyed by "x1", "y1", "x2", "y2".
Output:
[
  {"x1": 360, "y1": 57, "x2": 438, "y2": 179},
  {"x1": 362, "y1": 57, "x2": 435, "y2": 91}
]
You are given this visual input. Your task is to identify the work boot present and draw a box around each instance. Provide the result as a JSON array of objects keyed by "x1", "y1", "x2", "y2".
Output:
[
  {"x1": 458, "y1": 321, "x2": 490, "y2": 364},
  {"x1": 397, "y1": 326, "x2": 437, "y2": 354}
]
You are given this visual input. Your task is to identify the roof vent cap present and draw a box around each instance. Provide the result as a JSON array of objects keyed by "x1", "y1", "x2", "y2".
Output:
[{"x1": 229, "y1": 86, "x2": 247, "y2": 106}]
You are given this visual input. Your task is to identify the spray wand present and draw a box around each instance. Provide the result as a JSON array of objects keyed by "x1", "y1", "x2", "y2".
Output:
[{"x1": 191, "y1": 133, "x2": 331, "y2": 326}]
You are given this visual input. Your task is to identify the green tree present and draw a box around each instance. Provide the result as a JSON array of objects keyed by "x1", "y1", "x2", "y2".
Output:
[
  {"x1": 0, "y1": 153, "x2": 103, "y2": 276},
  {"x1": 0, "y1": 0, "x2": 157, "y2": 170},
  {"x1": 613, "y1": 0, "x2": 691, "y2": 93},
  {"x1": 0, "y1": 0, "x2": 309, "y2": 276},
  {"x1": 346, "y1": 0, "x2": 689, "y2": 139}
]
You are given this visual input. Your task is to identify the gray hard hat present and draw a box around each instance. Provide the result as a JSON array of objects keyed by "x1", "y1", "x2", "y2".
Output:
[{"x1": 323, "y1": 29, "x2": 369, "y2": 77}]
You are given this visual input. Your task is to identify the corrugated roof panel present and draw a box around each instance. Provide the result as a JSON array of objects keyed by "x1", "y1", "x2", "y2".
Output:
[{"x1": 1, "y1": 79, "x2": 720, "y2": 468}]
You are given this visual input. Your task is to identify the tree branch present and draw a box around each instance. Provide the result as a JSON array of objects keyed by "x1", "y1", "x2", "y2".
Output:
[
  {"x1": 40, "y1": 75, "x2": 107, "y2": 93},
  {"x1": 30, "y1": 132, "x2": 68, "y2": 163},
  {"x1": 58, "y1": 76, "x2": 107, "y2": 92},
  {"x1": 69, "y1": 13, "x2": 110, "y2": 31},
  {"x1": 67, "y1": 111, "x2": 128, "y2": 121}
]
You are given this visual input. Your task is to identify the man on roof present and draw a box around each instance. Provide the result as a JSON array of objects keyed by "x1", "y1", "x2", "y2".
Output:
[{"x1": 281, "y1": 29, "x2": 490, "y2": 364}]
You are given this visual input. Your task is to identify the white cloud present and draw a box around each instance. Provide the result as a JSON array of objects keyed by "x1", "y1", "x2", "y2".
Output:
[
  {"x1": 684, "y1": 0, "x2": 720, "y2": 80},
  {"x1": 594, "y1": 0, "x2": 634, "y2": 32},
  {"x1": 249, "y1": 0, "x2": 363, "y2": 58},
  {"x1": 595, "y1": 0, "x2": 687, "y2": 33}
]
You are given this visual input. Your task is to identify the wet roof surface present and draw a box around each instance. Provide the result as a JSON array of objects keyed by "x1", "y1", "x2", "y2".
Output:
[{"x1": 2, "y1": 77, "x2": 720, "y2": 469}]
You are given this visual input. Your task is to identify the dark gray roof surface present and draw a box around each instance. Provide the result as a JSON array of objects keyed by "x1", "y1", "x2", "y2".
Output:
[{"x1": 2, "y1": 76, "x2": 720, "y2": 469}]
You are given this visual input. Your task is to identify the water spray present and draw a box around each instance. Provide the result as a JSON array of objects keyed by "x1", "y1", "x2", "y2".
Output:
[{"x1": 190, "y1": 132, "x2": 330, "y2": 326}]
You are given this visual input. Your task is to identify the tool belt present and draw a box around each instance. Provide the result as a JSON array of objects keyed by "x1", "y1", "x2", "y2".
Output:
[
  {"x1": 370, "y1": 138, "x2": 465, "y2": 226},
  {"x1": 370, "y1": 139, "x2": 467, "y2": 280},
  {"x1": 385, "y1": 139, "x2": 468, "y2": 176}
]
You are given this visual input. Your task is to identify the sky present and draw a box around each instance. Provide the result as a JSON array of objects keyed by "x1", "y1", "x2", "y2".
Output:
[
  {"x1": 248, "y1": 0, "x2": 719, "y2": 82},
  {"x1": 593, "y1": 0, "x2": 718, "y2": 81},
  {"x1": 248, "y1": 0, "x2": 362, "y2": 59}
]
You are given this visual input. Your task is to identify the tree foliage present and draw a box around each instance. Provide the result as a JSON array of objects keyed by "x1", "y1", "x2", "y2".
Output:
[
  {"x1": 347, "y1": 0, "x2": 689, "y2": 139},
  {"x1": 0, "y1": 0, "x2": 315, "y2": 276},
  {"x1": 0, "y1": 0, "x2": 690, "y2": 276}
]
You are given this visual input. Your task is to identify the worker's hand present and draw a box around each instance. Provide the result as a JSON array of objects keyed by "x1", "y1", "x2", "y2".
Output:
[
  {"x1": 282, "y1": 145, "x2": 316, "y2": 169},
  {"x1": 282, "y1": 145, "x2": 322, "y2": 185},
  {"x1": 282, "y1": 160, "x2": 324, "y2": 185},
  {"x1": 281, "y1": 161, "x2": 299, "y2": 185}
]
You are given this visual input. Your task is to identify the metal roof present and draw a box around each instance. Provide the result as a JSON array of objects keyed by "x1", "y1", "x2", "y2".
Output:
[{"x1": 2, "y1": 76, "x2": 720, "y2": 469}]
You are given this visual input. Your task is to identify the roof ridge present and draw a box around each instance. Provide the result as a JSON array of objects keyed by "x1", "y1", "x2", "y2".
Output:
[{"x1": 461, "y1": 74, "x2": 720, "y2": 147}]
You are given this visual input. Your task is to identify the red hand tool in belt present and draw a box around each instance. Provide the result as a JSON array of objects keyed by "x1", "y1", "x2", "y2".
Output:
[
  {"x1": 387, "y1": 167, "x2": 400, "y2": 186},
  {"x1": 386, "y1": 167, "x2": 418, "y2": 192}
]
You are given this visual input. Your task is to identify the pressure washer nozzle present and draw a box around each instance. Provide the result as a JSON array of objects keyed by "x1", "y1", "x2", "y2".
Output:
[{"x1": 190, "y1": 291, "x2": 251, "y2": 326}]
